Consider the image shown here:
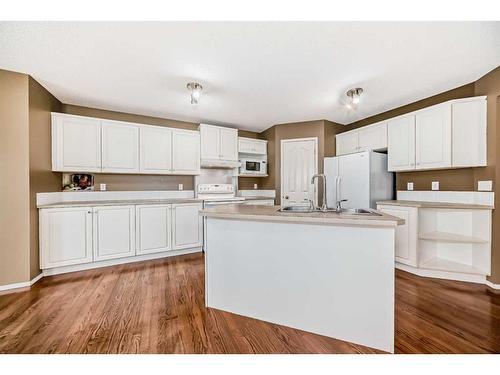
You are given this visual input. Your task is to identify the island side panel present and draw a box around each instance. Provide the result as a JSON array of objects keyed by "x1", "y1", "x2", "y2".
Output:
[{"x1": 205, "y1": 217, "x2": 395, "y2": 353}]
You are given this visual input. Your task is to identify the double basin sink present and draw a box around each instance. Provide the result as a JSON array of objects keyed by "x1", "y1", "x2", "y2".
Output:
[{"x1": 278, "y1": 206, "x2": 381, "y2": 216}]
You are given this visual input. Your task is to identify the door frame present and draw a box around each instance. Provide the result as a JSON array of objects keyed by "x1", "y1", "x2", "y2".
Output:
[{"x1": 280, "y1": 137, "x2": 318, "y2": 206}]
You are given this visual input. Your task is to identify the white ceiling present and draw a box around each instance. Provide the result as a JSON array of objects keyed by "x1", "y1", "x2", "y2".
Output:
[{"x1": 1, "y1": 22, "x2": 499, "y2": 131}]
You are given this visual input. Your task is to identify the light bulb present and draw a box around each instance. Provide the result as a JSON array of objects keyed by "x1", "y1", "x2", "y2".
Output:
[{"x1": 187, "y1": 82, "x2": 203, "y2": 105}]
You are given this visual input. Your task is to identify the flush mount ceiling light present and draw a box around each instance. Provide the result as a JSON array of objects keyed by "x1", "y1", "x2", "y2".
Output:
[
  {"x1": 187, "y1": 82, "x2": 203, "y2": 105},
  {"x1": 345, "y1": 87, "x2": 363, "y2": 110}
]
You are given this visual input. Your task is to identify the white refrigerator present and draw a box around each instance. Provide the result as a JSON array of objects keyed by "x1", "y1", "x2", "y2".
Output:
[{"x1": 324, "y1": 151, "x2": 394, "y2": 209}]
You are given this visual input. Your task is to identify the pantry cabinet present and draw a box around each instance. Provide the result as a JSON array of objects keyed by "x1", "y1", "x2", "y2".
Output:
[
  {"x1": 39, "y1": 207, "x2": 93, "y2": 269},
  {"x1": 136, "y1": 205, "x2": 172, "y2": 255},
  {"x1": 51, "y1": 114, "x2": 102, "y2": 172},
  {"x1": 172, "y1": 203, "x2": 203, "y2": 250},
  {"x1": 200, "y1": 124, "x2": 238, "y2": 161},
  {"x1": 93, "y1": 205, "x2": 136, "y2": 261},
  {"x1": 101, "y1": 121, "x2": 140, "y2": 173}
]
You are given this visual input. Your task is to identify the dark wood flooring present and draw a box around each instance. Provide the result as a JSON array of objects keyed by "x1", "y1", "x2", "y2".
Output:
[{"x1": 0, "y1": 252, "x2": 499, "y2": 353}]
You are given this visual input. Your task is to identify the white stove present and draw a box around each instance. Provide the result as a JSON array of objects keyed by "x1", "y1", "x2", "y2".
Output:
[{"x1": 197, "y1": 184, "x2": 245, "y2": 206}]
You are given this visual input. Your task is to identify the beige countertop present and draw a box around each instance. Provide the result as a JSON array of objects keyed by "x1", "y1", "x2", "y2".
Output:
[
  {"x1": 200, "y1": 204, "x2": 404, "y2": 227},
  {"x1": 377, "y1": 200, "x2": 494, "y2": 210},
  {"x1": 37, "y1": 198, "x2": 202, "y2": 209}
]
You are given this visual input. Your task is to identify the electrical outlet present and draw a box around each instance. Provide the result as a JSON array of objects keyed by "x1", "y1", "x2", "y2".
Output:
[
  {"x1": 431, "y1": 181, "x2": 439, "y2": 191},
  {"x1": 178, "y1": 184, "x2": 183, "y2": 191},
  {"x1": 478, "y1": 180, "x2": 493, "y2": 191},
  {"x1": 100, "y1": 183, "x2": 106, "y2": 191},
  {"x1": 407, "y1": 182, "x2": 414, "y2": 191},
  {"x1": 253, "y1": 183, "x2": 258, "y2": 190}
]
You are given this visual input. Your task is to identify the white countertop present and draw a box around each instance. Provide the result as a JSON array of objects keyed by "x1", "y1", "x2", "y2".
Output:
[
  {"x1": 200, "y1": 204, "x2": 403, "y2": 227},
  {"x1": 37, "y1": 198, "x2": 203, "y2": 209}
]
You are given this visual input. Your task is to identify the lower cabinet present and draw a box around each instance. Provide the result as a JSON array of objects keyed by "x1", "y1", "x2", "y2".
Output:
[
  {"x1": 39, "y1": 202, "x2": 203, "y2": 270},
  {"x1": 172, "y1": 203, "x2": 203, "y2": 250},
  {"x1": 136, "y1": 205, "x2": 172, "y2": 255},
  {"x1": 39, "y1": 207, "x2": 93, "y2": 269},
  {"x1": 377, "y1": 205, "x2": 418, "y2": 267},
  {"x1": 93, "y1": 205, "x2": 136, "y2": 261}
]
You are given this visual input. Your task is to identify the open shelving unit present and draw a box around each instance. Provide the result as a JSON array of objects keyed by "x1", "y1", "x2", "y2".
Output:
[{"x1": 417, "y1": 207, "x2": 491, "y2": 276}]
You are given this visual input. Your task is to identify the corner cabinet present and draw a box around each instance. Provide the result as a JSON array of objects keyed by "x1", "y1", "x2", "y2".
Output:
[{"x1": 200, "y1": 124, "x2": 238, "y2": 161}]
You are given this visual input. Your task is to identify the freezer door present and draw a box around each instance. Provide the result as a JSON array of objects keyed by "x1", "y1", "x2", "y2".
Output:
[
  {"x1": 324, "y1": 157, "x2": 339, "y2": 209},
  {"x1": 337, "y1": 152, "x2": 370, "y2": 209}
]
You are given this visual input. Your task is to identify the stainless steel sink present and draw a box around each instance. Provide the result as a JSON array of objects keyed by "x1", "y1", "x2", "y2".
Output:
[
  {"x1": 278, "y1": 206, "x2": 314, "y2": 213},
  {"x1": 339, "y1": 208, "x2": 382, "y2": 216}
]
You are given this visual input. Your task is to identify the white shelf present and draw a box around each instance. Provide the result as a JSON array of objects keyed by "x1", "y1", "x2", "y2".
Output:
[
  {"x1": 419, "y1": 231, "x2": 488, "y2": 244},
  {"x1": 238, "y1": 174, "x2": 268, "y2": 178},
  {"x1": 419, "y1": 258, "x2": 487, "y2": 276}
]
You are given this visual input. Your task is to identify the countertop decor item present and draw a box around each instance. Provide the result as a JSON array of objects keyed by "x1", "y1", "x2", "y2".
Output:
[{"x1": 63, "y1": 174, "x2": 94, "y2": 191}]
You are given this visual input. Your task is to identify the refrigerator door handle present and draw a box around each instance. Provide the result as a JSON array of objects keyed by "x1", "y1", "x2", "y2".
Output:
[{"x1": 336, "y1": 176, "x2": 341, "y2": 204}]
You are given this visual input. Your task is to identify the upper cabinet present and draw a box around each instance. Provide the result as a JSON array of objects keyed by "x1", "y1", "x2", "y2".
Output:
[
  {"x1": 51, "y1": 113, "x2": 200, "y2": 175},
  {"x1": 200, "y1": 124, "x2": 238, "y2": 162},
  {"x1": 387, "y1": 96, "x2": 486, "y2": 172},
  {"x1": 101, "y1": 120, "x2": 140, "y2": 173},
  {"x1": 238, "y1": 137, "x2": 267, "y2": 155},
  {"x1": 336, "y1": 121, "x2": 387, "y2": 156},
  {"x1": 52, "y1": 113, "x2": 102, "y2": 172}
]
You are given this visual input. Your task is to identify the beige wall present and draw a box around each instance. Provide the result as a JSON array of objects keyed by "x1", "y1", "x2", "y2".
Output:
[
  {"x1": 0, "y1": 70, "x2": 31, "y2": 285},
  {"x1": 28, "y1": 77, "x2": 63, "y2": 279}
]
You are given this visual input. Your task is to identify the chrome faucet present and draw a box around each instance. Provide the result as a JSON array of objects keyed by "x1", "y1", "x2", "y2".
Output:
[
  {"x1": 336, "y1": 199, "x2": 348, "y2": 212},
  {"x1": 310, "y1": 174, "x2": 327, "y2": 212}
]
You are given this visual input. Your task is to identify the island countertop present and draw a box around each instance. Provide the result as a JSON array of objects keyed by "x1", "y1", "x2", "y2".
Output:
[{"x1": 200, "y1": 204, "x2": 404, "y2": 227}]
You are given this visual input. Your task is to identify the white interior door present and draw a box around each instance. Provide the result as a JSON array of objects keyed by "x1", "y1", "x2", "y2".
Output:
[{"x1": 281, "y1": 138, "x2": 318, "y2": 206}]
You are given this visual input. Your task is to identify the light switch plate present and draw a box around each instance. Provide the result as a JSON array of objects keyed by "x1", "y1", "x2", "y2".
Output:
[
  {"x1": 478, "y1": 180, "x2": 493, "y2": 191},
  {"x1": 431, "y1": 181, "x2": 439, "y2": 191},
  {"x1": 99, "y1": 183, "x2": 106, "y2": 191},
  {"x1": 253, "y1": 183, "x2": 258, "y2": 190},
  {"x1": 178, "y1": 184, "x2": 183, "y2": 191},
  {"x1": 407, "y1": 182, "x2": 414, "y2": 191}
]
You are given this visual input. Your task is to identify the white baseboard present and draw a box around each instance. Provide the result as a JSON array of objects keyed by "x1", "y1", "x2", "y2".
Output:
[
  {"x1": 0, "y1": 272, "x2": 44, "y2": 292},
  {"x1": 396, "y1": 263, "x2": 500, "y2": 289},
  {"x1": 43, "y1": 247, "x2": 202, "y2": 276}
]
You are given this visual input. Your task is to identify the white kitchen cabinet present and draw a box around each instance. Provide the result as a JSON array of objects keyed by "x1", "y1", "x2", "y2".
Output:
[
  {"x1": 140, "y1": 125, "x2": 172, "y2": 174},
  {"x1": 136, "y1": 205, "x2": 171, "y2": 255},
  {"x1": 172, "y1": 203, "x2": 203, "y2": 250},
  {"x1": 452, "y1": 98, "x2": 487, "y2": 168},
  {"x1": 51, "y1": 113, "x2": 102, "y2": 172},
  {"x1": 358, "y1": 122, "x2": 387, "y2": 152},
  {"x1": 377, "y1": 205, "x2": 418, "y2": 267},
  {"x1": 39, "y1": 207, "x2": 93, "y2": 269},
  {"x1": 238, "y1": 137, "x2": 267, "y2": 155},
  {"x1": 336, "y1": 131, "x2": 359, "y2": 156},
  {"x1": 172, "y1": 130, "x2": 201, "y2": 174},
  {"x1": 415, "y1": 103, "x2": 451, "y2": 170},
  {"x1": 387, "y1": 115, "x2": 416, "y2": 172},
  {"x1": 200, "y1": 124, "x2": 238, "y2": 161},
  {"x1": 93, "y1": 205, "x2": 136, "y2": 261},
  {"x1": 102, "y1": 121, "x2": 140, "y2": 173}
]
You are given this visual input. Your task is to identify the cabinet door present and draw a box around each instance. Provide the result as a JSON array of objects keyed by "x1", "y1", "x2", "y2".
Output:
[
  {"x1": 238, "y1": 138, "x2": 254, "y2": 153},
  {"x1": 140, "y1": 126, "x2": 172, "y2": 174},
  {"x1": 336, "y1": 131, "x2": 359, "y2": 156},
  {"x1": 52, "y1": 114, "x2": 102, "y2": 172},
  {"x1": 172, "y1": 203, "x2": 203, "y2": 250},
  {"x1": 136, "y1": 205, "x2": 171, "y2": 255},
  {"x1": 102, "y1": 121, "x2": 140, "y2": 173},
  {"x1": 452, "y1": 99, "x2": 487, "y2": 168},
  {"x1": 40, "y1": 207, "x2": 93, "y2": 269},
  {"x1": 93, "y1": 205, "x2": 136, "y2": 261},
  {"x1": 200, "y1": 124, "x2": 220, "y2": 160},
  {"x1": 358, "y1": 122, "x2": 387, "y2": 152},
  {"x1": 387, "y1": 115, "x2": 416, "y2": 171},
  {"x1": 377, "y1": 205, "x2": 418, "y2": 267},
  {"x1": 415, "y1": 104, "x2": 451, "y2": 170},
  {"x1": 172, "y1": 130, "x2": 201, "y2": 174},
  {"x1": 219, "y1": 128, "x2": 238, "y2": 160}
]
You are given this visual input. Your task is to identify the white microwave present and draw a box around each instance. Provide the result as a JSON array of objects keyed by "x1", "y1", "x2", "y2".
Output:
[{"x1": 239, "y1": 158, "x2": 267, "y2": 175}]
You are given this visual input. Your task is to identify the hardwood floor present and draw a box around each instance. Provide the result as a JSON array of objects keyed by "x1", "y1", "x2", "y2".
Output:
[{"x1": 0, "y1": 252, "x2": 499, "y2": 354}]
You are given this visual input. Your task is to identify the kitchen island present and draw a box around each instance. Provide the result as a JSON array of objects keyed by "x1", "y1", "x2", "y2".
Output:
[{"x1": 201, "y1": 204, "x2": 403, "y2": 353}]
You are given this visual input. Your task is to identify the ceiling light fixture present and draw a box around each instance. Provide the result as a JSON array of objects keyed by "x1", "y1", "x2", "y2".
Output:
[
  {"x1": 345, "y1": 87, "x2": 363, "y2": 110},
  {"x1": 187, "y1": 82, "x2": 203, "y2": 105}
]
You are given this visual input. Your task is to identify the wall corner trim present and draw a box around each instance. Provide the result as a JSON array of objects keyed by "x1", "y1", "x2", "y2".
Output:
[
  {"x1": 0, "y1": 272, "x2": 43, "y2": 293},
  {"x1": 485, "y1": 280, "x2": 500, "y2": 290}
]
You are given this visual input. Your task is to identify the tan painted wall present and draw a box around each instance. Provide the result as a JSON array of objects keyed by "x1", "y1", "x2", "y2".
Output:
[
  {"x1": 28, "y1": 77, "x2": 63, "y2": 279},
  {"x1": 0, "y1": 70, "x2": 31, "y2": 285}
]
